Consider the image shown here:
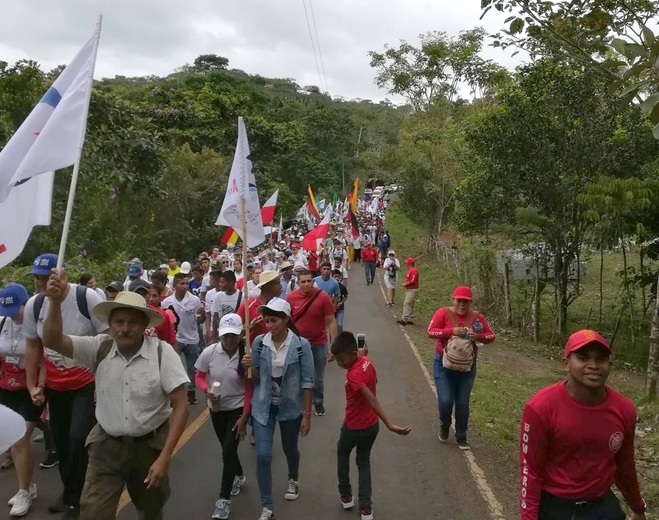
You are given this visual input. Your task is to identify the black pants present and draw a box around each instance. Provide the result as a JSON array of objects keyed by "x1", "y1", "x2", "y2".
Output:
[
  {"x1": 337, "y1": 422, "x2": 379, "y2": 508},
  {"x1": 354, "y1": 249, "x2": 361, "y2": 262},
  {"x1": 47, "y1": 383, "x2": 96, "y2": 508},
  {"x1": 539, "y1": 490, "x2": 626, "y2": 520},
  {"x1": 210, "y1": 408, "x2": 244, "y2": 500}
]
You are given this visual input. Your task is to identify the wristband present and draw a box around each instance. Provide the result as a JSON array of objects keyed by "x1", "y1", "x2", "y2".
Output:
[{"x1": 302, "y1": 411, "x2": 312, "y2": 417}]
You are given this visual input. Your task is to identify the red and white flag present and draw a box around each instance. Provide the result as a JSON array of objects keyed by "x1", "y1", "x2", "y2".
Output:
[
  {"x1": 302, "y1": 205, "x2": 331, "y2": 251},
  {"x1": 260, "y1": 189, "x2": 279, "y2": 225}
]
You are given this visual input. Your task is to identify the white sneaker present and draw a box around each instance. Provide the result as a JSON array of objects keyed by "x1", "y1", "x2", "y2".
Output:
[
  {"x1": 7, "y1": 483, "x2": 37, "y2": 507},
  {"x1": 258, "y1": 507, "x2": 275, "y2": 520},
  {"x1": 9, "y1": 489, "x2": 32, "y2": 517},
  {"x1": 284, "y1": 479, "x2": 299, "y2": 500}
]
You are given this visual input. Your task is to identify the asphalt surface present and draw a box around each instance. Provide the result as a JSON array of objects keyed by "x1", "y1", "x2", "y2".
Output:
[{"x1": 1, "y1": 267, "x2": 494, "y2": 519}]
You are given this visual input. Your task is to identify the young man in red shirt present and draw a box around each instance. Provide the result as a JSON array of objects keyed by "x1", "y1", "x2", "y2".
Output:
[
  {"x1": 331, "y1": 332, "x2": 411, "y2": 520},
  {"x1": 397, "y1": 257, "x2": 419, "y2": 326},
  {"x1": 286, "y1": 270, "x2": 338, "y2": 416},
  {"x1": 520, "y1": 330, "x2": 647, "y2": 520},
  {"x1": 361, "y1": 242, "x2": 377, "y2": 286}
]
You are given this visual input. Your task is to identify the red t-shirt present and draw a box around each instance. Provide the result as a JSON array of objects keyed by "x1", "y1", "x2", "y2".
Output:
[
  {"x1": 362, "y1": 247, "x2": 377, "y2": 262},
  {"x1": 344, "y1": 356, "x2": 378, "y2": 430},
  {"x1": 427, "y1": 307, "x2": 495, "y2": 355},
  {"x1": 404, "y1": 267, "x2": 419, "y2": 289},
  {"x1": 237, "y1": 278, "x2": 245, "y2": 291},
  {"x1": 520, "y1": 381, "x2": 644, "y2": 518},
  {"x1": 287, "y1": 289, "x2": 335, "y2": 345},
  {"x1": 0, "y1": 358, "x2": 27, "y2": 390},
  {"x1": 145, "y1": 305, "x2": 177, "y2": 345},
  {"x1": 44, "y1": 359, "x2": 95, "y2": 391},
  {"x1": 237, "y1": 296, "x2": 267, "y2": 348},
  {"x1": 308, "y1": 253, "x2": 319, "y2": 272}
]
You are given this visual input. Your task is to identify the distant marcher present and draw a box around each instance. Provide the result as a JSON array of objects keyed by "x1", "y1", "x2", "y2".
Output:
[
  {"x1": 105, "y1": 282, "x2": 122, "y2": 302},
  {"x1": 314, "y1": 262, "x2": 340, "y2": 301},
  {"x1": 520, "y1": 330, "x2": 647, "y2": 520},
  {"x1": 396, "y1": 258, "x2": 419, "y2": 326},
  {"x1": 361, "y1": 242, "x2": 377, "y2": 286},
  {"x1": 426, "y1": 286, "x2": 495, "y2": 450},
  {"x1": 382, "y1": 250, "x2": 400, "y2": 307},
  {"x1": 78, "y1": 273, "x2": 106, "y2": 301},
  {"x1": 128, "y1": 280, "x2": 177, "y2": 347},
  {"x1": 332, "y1": 270, "x2": 349, "y2": 334}
]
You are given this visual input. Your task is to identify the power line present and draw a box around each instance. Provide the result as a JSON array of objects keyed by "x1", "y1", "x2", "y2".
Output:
[
  {"x1": 308, "y1": 0, "x2": 329, "y2": 94},
  {"x1": 301, "y1": 0, "x2": 325, "y2": 93}
]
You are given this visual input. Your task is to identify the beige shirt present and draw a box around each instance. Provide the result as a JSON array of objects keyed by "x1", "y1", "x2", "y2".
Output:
[{"x1": 70, "y1": 334, "x2": 189, "y2": 437}]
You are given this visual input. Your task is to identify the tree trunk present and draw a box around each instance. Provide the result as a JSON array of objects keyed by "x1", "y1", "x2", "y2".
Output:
[
  {"x1": 646, "y1": 270, "x2": 659, "y2": 400},
  {"x1": 555, "y1": 250, "x2": 569, "y2": 337},
  {"x1": 504, "y1": 262, "x2": 513, "y2": 326},
  {"x1": 599, "y1": 246, "x2": 604, "y2": 330},
  {"x1": 531, "y1": 272, "x2": 541, "y2": 342},
  {"x1": 621, "y1": 242, "x2": 635, "y2": 344}
]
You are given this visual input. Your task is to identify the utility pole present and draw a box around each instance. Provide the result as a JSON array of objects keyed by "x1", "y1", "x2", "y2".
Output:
[{"x1": 342, "y1": 160, "x2": 345, "y2": 191}]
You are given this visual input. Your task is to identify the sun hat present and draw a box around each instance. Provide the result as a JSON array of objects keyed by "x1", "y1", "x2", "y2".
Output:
[
  {"x1": 258, "y1": 297, "x2": 291, "y2": 317},
  {"x1": 28, "y1": 253, "x2": 60, "y2": 276},
  {"x1": 180, "y1": 261, "x2": 192, "y2": 275},
  {"x1": 0, "y1": 284, "x2": 30, "y2": 317},
  {"x1": 128, "y1": 279, "x2": 151, "y2": 294},
  {"x1": 126, "y1": 264, "x2": 141, "y2": 277},
  {"x1": 453, "y1": 286, "x2": 473, "y2": 300},
  {"x1": 279, "y1": 261, "x2": 294, "y2": 272},
  {"x1": 218, "y1": 313, "x2": 243, "y2": 336},
  {"x1": 93, "y1": 291, "x2": 163, "y2": 327},
  {"x1": 257, "y1": 270, "x2": 281, "y2": 288},
  {"x1": 564, "y1": 329, "x2": 610, "y2": 357},
  {"x1": 405, "y1": 257, "x2": 415, "y2": 265}
]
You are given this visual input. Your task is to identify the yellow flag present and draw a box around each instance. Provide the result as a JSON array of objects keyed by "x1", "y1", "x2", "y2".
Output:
[{"x1": 350, "y1": 178, "x2": 359, "y2": 213}]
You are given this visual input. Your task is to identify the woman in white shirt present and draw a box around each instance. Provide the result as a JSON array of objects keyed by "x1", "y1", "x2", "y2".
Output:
[{"x1": 383, "y1": 250, "x2": 401, "y2": 307}]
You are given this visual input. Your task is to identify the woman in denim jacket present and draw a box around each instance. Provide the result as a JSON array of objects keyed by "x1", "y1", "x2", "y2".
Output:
[{"x1": 241, "y1": 297, "x2": 314, "y2": 520}]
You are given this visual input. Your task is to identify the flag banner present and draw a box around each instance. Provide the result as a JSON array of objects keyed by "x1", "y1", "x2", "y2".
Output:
[
  {"x1": 261, "y1": 189, "x2": 278, "y2": 225},
  {"x1": 317, "y1": 198, "x2": 325, "y2": 212},
  {"x1": 307, "y1": 185, "x2": 321, "y2": 220},
  {"x1": 302, "y1": 205, "x2": 332, "y2": 251},
  {"x1": 350, "y1": 178, "x2": 359, "y2": 214},
  {"x1": 348, "y1": 207, "x2": 360, "y2": 240},
  {"x1": 215, "y1": 117, "x2": 265, "y2": 247},
  {"x1": 0, "y1": 172, "x2": 54, "y2": 269},
  {"x1": 0, "y1": 27, "x2": 99, "y2": 202}
]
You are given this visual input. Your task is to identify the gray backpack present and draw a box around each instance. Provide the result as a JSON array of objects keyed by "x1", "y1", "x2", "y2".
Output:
[{"x1": 443, "y1": 308, "x2": 477, "y2": 372}]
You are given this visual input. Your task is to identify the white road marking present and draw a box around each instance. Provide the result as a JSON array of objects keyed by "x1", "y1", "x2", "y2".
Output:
[{"x1": 377, "y1": 273, "x2": 506, "y2": 520}]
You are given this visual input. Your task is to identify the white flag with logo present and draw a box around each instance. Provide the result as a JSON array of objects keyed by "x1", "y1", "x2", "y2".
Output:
[
  {"x1": 0, "y1": 172, "x2": 54, "y2": 269},
  {"x1": 215, "y1": 117, "x2": 265, "y2": 247},
  {"x1": 0, "y1": 26, "x2": 99, "y2": 202}
]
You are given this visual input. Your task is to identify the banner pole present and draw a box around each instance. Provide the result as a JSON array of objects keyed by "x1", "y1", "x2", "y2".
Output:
[{"x1": 241, "y1": 198, "x2": 252, "y2": 378}]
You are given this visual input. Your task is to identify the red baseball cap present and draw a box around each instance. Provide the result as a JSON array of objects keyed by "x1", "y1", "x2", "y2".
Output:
[
  {"x1": 452, "y1": 286, "x2": 472, "y2": 300},
  {"x1": 405, "y1": 257, "x2": 415, "y2": 265},
  {"x1": 564, "y1": 329, "x2": 610, "y2": 357}
]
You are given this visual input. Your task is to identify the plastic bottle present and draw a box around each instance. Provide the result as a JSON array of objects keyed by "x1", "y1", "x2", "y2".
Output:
[
  {"x1": 473, "y1": 319, "x2": 483, "y2": 334},
  {"x1": 210, "y1": 381, "x2": 221, "y2": 396}
]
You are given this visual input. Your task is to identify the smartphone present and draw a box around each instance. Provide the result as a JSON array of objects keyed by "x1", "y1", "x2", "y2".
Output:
[{"x1": 357, "y1": 334, "x2": 366, "y2": 349}]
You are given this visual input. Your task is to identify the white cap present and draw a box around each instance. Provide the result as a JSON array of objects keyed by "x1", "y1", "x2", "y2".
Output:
[
  {"x1": 159, "y1": 264, "x2": 168, "y2": 269},
  {"x1": 294, "y1": 260, "x2": 305, "y2": 271},
  {"x1": 180, "y1": 261, "x2": 192, "y2": 274},
  {"x1": 218, "y1": 313, "x2": 243, "y2": 336},
  {"x1": 388, "y1": 249, "x2": 396, "y2": 256},
  {"x1": 258, "y1": 297, "x2": 291, "y2": 317}
]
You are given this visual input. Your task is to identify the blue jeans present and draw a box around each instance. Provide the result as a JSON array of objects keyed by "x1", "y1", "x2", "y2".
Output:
[
  {"x1": 335, "y1": 309, "x2": 345, "y2": 333},
  {"x1": 433, "y1": 352, "x2": 477, "y2": 441},
  {"x1": 177, "y1": 342, "x2": 199, "y2": 391},
  {"x1": 253, "y1": 405, "x2": 302, "y2": 509},
  {"x1": 311, "y1": 344, "x2": 328, "y2": 406},
  {"x1": 364, "y1": 262, "x2": 376, "y2": 283}
]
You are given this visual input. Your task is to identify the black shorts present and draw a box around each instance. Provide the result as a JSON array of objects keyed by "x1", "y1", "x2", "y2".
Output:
[{"x1": 0, "y1": 388, "x2": 44, "y2": 423}]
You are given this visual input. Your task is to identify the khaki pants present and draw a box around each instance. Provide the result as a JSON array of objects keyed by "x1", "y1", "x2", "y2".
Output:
[
  {"x1": 402, "y1": 289, "x2": 418, "y2": 321},
  {"x1": 80, "y1": 422, "x2": 170, "y2": 520}
]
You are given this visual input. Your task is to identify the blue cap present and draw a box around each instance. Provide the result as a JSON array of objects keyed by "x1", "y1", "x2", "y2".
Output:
[
  {"x1": 0, "y1": 283, "x2": 30, "y2": 317},
  {"x1": 28, "y1": 253, "x2": 61, "y2": 276},
  {"x1": 127, "y1": 264, "x2": 141, "y2": 277}
]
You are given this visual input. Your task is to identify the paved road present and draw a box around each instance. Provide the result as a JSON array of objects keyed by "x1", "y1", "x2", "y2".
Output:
[{"x1": 1, "y1": 268, "x2": 494, "y2": 519}]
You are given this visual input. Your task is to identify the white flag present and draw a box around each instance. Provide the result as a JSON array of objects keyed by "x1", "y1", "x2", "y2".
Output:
[
  {"x1": 0, "y1": 26, "x2": 100, "y2": 202},
  {"x1": 0, "y1": 172, "x2": 54, "y2": 269},
  {"x1": 215, "y1": 117, "x2": 265, "y2": 247}
]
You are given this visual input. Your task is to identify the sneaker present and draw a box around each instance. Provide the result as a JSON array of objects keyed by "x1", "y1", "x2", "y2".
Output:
[
  {"x1": 284, "y1": 479, "x2": 299, "y2": 500},
  {"x1": 9, "y1": 489, "x2": 32, "y2": 517},
  {"x1": 340, "y1": 494, "x2": 354, "y2": 509},
  {"x1": 188, "y1": 390, "x2": 198, "y2": 405},
  {"x1": 212, "y1": 499, "x2": 230, "y2": 520},
  {"x1": 48, "y1": 496, "x2": 65, "y2": 513},
  {"x1": 62, "y1": 506, "x2": 80, "y2": 519},
  {"x1": 438, "y1": 426, "x2": 449, "y2": 443},
  {"x1": 314, "y1": 404, "x2": 325, "y2": 416},
  {"x1": 8, "y1": 483, "x2": 37, "y2": 507},
  {"x1": 457, "y1": 439, "x2": 471, "y2": 451},
  {"x1": 231, "y1": 475, "x2": 246, "y2": 496},
  {"x1": 360, "y1": 506, "x2": 374, "y2": 520},
  {"x1": 258, "y1": 507, "x2": 274, "y2": 520},
  {"x1": 40, "y1": 451, "x2": 59, "y2": 468}
]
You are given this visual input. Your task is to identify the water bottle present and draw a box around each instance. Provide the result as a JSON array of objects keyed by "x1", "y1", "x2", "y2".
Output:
[
  {"x1": 473, "y1": 319, "x2": 483, "y2": 334},
  {"x1": 210, "y1": 381, "x2": 221, "y2": 396}
]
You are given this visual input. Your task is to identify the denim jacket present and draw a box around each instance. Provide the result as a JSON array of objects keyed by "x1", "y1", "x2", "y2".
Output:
[{"x1": 251, "y1": 331, "x2": 315, "y2": 426}]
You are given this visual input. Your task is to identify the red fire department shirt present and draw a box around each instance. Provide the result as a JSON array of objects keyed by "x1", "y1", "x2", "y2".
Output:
[
  {"x1": 404, "y1": 267, "x2": 419, "y2": 289},
  {"x1": 426, "y1": 307, "x2": 495, "y2": 355},
  {"x1": 520, "y1": 381, "x2": 644, "y2": 519}
]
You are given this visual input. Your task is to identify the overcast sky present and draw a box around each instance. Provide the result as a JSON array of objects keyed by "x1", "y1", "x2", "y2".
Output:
[{"x1": 0, "y1": 0, "x2": 524, "y2": 102}]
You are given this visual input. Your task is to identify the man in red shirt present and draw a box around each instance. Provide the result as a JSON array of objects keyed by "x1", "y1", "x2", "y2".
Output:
[
  {"x1": 331, "y1": 332, "x2": 411, "y2": 520},
  {"x1": 361, "y1": 242, "x2": 377, "y2": 286},
  {"x1": 128, "y1": 280, "x2": 177, "y2": 347},
  {"x1": 520, "y1": 330, "x2": 647, "y2": 520},
  {"x1": 397, "y1": 257, "x2": 419, "y2": 326},
  {"x1": 286, "y1": 270, "x2": 338, "y2": 416}
]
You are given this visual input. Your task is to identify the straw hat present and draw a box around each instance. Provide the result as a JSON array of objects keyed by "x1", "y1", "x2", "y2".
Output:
[
  {"x1": 257, "y1": 270, "x2": 281, "y2": 288},
  {"x1": 93, "y1": 291, "x2": 163, "y2": 327}
]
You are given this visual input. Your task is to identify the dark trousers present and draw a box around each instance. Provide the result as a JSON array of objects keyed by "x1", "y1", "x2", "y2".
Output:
[
  {"x1": 337, "y1": 422, "x2": 379, "y2": 508},
  {"x1": 538, "y1": 490, "x2": 625, "y2": 520},
  {"x1": 364, "y1": 262, "x2": 376, "y2": 283},
  {"x1": 47, "y1": 382, "x2": 96, "y2": 508},
  {"x1": 354, "y1": 249, "x2": 361, "y2": 262},
  {"x1": 210, "y1": 408, "x2": 244, "y2": 500},
  {"x1": 433, "y1": 352, "x2": 477, "y2": 441}
]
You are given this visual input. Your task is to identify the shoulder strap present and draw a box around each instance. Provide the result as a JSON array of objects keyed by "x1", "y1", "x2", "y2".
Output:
[
  {"x1": 235, "y1": 290, "x2": 243, "y2": 311},
  {"x1": 292, "y1": 289, "x2": 322, "y2": 323},
  {"x1": 0, "y1": 317, "x2": 7, "y2": 333},
  {"x1": 33, "y1": 293, "x2": 46, "y2": 322},
  {"x1": 94, "y1": 337, "x2": 114, "y2": 371},
  {"x1": 444, "y1": 308, "x2": 477, "y2": 329},
  {"x1": 157, "y1": 341, "x2": 163, "y2": 368},
  {"x1": 76, "y1": 285, "x2": 91, "y2": 320}
]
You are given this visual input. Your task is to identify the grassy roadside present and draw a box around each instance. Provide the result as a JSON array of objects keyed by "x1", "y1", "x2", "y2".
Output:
[{"x1": 384, "y1": 202, "x2": 659, "y2": 516}]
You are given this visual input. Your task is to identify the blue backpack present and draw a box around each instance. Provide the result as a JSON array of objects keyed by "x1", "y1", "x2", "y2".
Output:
[{"x1": 33, "y1": 285, "x2": 91, "y2": 322}]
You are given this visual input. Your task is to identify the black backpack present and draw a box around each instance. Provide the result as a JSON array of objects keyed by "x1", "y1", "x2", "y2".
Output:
[{"x1": 33, "y1": 285, "x2": 91, "y2": 323}]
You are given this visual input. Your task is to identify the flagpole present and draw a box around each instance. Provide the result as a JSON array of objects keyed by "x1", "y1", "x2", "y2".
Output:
[
  {"x1": 56, "y1": 15, "x2": 102, "y2": 270},
  {"x1": 241, "y1": 198, "x2": 252, "y2": 378}
]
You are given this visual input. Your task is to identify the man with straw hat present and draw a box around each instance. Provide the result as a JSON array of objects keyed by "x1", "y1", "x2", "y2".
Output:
[{"x1": 41, "y1": 270, "x2": 190, "y2": 520}]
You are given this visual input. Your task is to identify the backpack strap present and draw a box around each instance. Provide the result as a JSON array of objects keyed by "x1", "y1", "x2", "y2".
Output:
[
  {"x1": 76, "y1": 285, "x2": 91, "y2": 320},
  {"x1": 0, "y1": 317, "x2": 7, "y2": 333},
  {"x1": 94, "y1": 337, "x2": 114, "y2": 371},
  {"x1": 445, "y1": 307, "x2": 477, "y2": 329},
  {"x1": 33, "y1": 293, "x2": 46, "y2": 323}
]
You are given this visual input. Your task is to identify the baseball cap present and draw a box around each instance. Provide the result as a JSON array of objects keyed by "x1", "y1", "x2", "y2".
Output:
[
  {"x1": 218, "y1": 313, "x2": 243, "y2": 336},
  {"x1": 564, "y1": 329, "x2": 610, "y2": 357},
  {"x1": 257, "y1": 270, "x2": 280, "y2": 288},
  {"x1": 127, "y1": 264, "x2": 141, "y2": 277},
  {"x1": 405, "y1": 257, "x2": 415, "y2": 265},
  {"x1": 159, "y1": 263, "x2": 168, "y2": 269},
  {"x1": 275, "y1": 252, "x2": 284, "y2": 259},
  {"x1": 453, "y1": 286, "x2": 473, "y2": 300},
  {"x1": 106, "y1": 281, "x2": 123, "y2": 292},
  {"x1": 129, "y1": 279, "x2": 151, "y2": 294},
  {"x1": 180, "y1": 261, "x2": 192, "y2": 275},
  {"x1": 28, "y1": 253, "x2": 60, "y2": 276},
  {"x1": 258, "y1": 297, "x2": 291, "y2": 317},
  {"x1": 0, "y1": 284, "x2": 30, "y2": 317}
]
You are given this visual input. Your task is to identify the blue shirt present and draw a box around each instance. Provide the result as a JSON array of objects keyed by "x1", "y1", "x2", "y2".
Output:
[
  {"x1": 188, "y1": 279, "x2": 202, "y2": 297},
  {"x1": 314, "y1": 276, "x2": 340, "y2": 297}
]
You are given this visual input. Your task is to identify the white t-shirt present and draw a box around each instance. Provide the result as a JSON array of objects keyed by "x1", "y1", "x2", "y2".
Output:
[
  {"x1": 200, "y1": 274, "x2": 211, "y2": 295},
  {"x1": 353, "y1": 237, "x2": 362, "y2": 249},
  {"x1": 262, "y1": 261, "x2": 277, "y2": 272},
  {"x1": 330, "y1": 248, "x2": 348, "y2": 266},
  {"x1": 0, "y1": 319, "x2": 26, "y2": 372},
  {"x1": 211, "y1": 291, "x2": 242, "y2": 320},
  {"x1": 195, "y1": 344, "x2": 245, "y2": 412},
  {"x1": 383, "y1": 257, "x2": 401, "y2": 280},
  {"x1": 289, "y1": 252, "x2": 308, "y2": 268},
  {"x1": 205, "y1": 288, "x2": 217, "y2": 315},
  {"x1": 247, "y1": 280, "x2": 261, "y2": 299},
  {"x1": 162, "y1": 292, "x2": 202, "y2": 345},
  {"x1": 334, "y1": 265, "x2": 349, "y2": 281}
]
